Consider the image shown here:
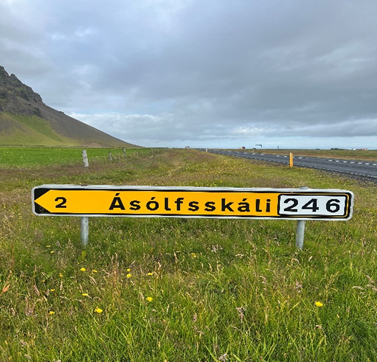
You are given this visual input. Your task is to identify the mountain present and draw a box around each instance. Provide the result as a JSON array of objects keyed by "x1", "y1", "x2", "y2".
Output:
[{"x1": 0, "y1": 66, "x2": 135, "y2": 147}]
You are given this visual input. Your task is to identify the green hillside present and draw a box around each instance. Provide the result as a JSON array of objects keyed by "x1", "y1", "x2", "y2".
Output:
[
  {"x1": 0, "y1": 112, "x2": 132, "y2": 147},
  {"x1": 0, "y1": 113, "x2": 73, "y2": 146}
]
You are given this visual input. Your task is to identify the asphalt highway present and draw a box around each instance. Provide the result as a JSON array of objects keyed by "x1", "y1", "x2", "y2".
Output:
[{"x1": 203, "y1": 149, "x2": 377, "y2": 181}]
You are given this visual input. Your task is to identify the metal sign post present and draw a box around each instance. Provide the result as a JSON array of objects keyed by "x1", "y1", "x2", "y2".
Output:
[
  {"x1": 295, "y1": 186, "x2": 308, "y2": 249},
  {"x1": 81, "y1": 217, "x2": 89, "y2": 247}
]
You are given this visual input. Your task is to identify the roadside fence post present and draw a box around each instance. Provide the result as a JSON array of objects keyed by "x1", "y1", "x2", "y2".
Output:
[
  {"x1": 289, "y1": 153, "x2": 294, "y2": 167},
  {"x1": 82, "y1": 150, "x2": 89, "y2": 168}
]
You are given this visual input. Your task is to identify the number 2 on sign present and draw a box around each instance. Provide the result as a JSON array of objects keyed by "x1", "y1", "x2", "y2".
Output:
[{"x1": 55, "y1": 197, "x2": 67, "y2": 208}]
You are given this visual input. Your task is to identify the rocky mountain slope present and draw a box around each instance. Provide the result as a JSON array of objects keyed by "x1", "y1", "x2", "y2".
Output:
[{"x1": 0, "y1": 66, "x2": 135, "y2": 147}]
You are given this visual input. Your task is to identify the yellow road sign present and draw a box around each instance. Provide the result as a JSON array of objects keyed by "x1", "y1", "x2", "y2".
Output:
[{"x1": 32, "y1": 185, "x2": 354, "y2": 220}]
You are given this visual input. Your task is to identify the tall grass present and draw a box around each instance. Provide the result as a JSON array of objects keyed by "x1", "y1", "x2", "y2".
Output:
[
  {"x1": 0, "y1": 149, "x2": 376, "y2": 361},
  {"x1": 0, "y1": 147, "x2": 148, "y2": 168}
]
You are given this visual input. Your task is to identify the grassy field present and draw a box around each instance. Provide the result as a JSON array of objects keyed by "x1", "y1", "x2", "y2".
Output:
[
  {"x1": 0, "y1": 148, "x2": 376, "y2": 361},
  {"x1": 0, "y1": 147, "x2": 148, "y2": 168}
]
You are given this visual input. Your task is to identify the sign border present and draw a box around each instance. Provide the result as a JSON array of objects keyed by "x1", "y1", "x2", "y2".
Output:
[{"x1": 32, "y1": 185, "x2": 354, "y2": 221}]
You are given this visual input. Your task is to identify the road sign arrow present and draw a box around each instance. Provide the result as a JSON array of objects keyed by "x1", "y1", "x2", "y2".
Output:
[{"x1": 34, "y1": 188, "x2": 121, "y2": 215}]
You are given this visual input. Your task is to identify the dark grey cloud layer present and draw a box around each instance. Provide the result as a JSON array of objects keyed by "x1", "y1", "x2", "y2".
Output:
[{"x1": 1, "y1": 0, "x2": 377, "y2": 148}]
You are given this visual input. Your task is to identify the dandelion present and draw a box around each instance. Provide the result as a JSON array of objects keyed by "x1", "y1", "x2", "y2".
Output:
[
  {"x1": 92, "y1": 270, "x2": 98, "y2": 273},
  {"x1": 82, "y1": 293, "x2": 89, "y2": 297},
  {"x1": 126, "y1": 273, "x2": 132, "y2": 278},
  {"x1": 315, "y1": 301, "x2": 324, "y2": 307},
  {"x1": 94, "y1": 307, "x2": 103, "y2": 314},
  {"x1": 50, "y1": 289, "x2": 55, "y2": 292},
  {"x1": 80, "y1": 268, "x2": 86, "y2": 272},
  {"x1": 147, "y1": 272, "x2": 153, "y2": 276},
  {"x1": 127, "y1": 268, "x2": 131, "y2": 272},
  {"x1": 46, "y1": 245, "x2": 51, "y2": 248},
  {"x1": 59, "y1": 273, "x2": 63, "y2": 278},
  {"x1": 146, "y1": 297, "x2": 153, "y2": 302},
  {"x1": 48, "y1": 311, "x2": 55, "y2": 315},
  {"x1": 50, "y1": 251, "x2": 55, "y2": 254},
  {"x1": 191, "y1": 253, "x2": 197, "y2": 258}
]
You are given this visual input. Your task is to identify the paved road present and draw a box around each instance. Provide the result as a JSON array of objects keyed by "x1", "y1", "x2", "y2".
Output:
[{"x1": 203, "y1": 149, "x2": 377, "y2": 180}]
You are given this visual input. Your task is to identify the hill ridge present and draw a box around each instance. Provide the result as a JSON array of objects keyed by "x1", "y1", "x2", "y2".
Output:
[{"x1": 0, "y1": 66, "x2": 135, "y2": 147}]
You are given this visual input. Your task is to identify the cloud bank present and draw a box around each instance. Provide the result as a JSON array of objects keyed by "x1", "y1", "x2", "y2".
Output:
[{"x1": 1, "y1": 0, "x2": 377, "y2": 148}]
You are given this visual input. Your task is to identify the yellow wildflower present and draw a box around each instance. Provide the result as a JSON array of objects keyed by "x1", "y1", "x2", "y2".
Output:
[
  {"x1": 127, "y1": 268, "x2": 131, "y2": 272},
  {"x1": 82, "y1": 293, "x2": 89, "y2": 297},
  {"x1": 147, "y1": 272, "x2": 153, "y2": 276},
  {"x1": 48, "y1": 311, "x2": 55, "y2": 315},
  {"x1": 146, "y1": 297, "x2": 153, "y2": 302},
  {"x1": 50, "y1": 289, "x2": 55, "y2": 292},
  {"x1": 191, "y1": 253, "x2": 197, "y2": 258},
  {"x1": 80, "y1": 268, "x2": 86, "y2": 272},
  {"x1": 59, "y1": 273, "x2": 63, "y2": 278},
  {"x1": 126, "y1": 273, "x2": 132, "y2": 278},
  {"x1": 94, "y1": 307, "x2": 103, "y2": 314},
  {"x1": 92, "y1": 270, "x2": 98, "y2": 273},
  {"x1": 315, "y1": 301, "x2": 324, "y2": 307}
]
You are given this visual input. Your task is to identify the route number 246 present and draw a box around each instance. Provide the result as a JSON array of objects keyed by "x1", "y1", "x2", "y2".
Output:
[{"x1": 278, "y1": 195, "x2": 347, "y2": 216}]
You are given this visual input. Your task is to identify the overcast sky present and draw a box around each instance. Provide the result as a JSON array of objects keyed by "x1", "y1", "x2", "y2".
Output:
[{"x1": 1, "y1": 0, "x2": 377, "y2": 149}]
